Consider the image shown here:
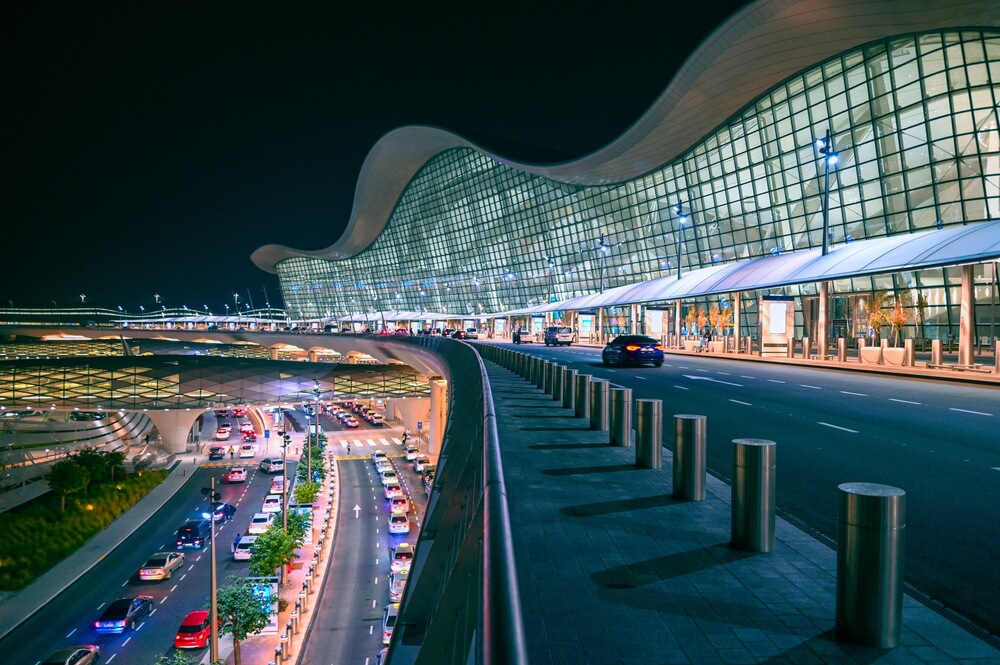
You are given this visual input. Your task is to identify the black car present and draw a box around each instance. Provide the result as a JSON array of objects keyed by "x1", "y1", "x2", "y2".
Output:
[
  {"x1": 208, "y1": 446, "x2": 225, "y2": 460},
  {"x1": 210, "y1": 501, "x2": 237, "y2": 522},
  {"x1": 176, "y1": 518, "x2": 211, "y2": 548},
  {"x1": 450, "y1": 330, "x2": 467, "y2": 339},
  {"x1": 601, "y1": 335, "x2": 664, "y2": 367},
  {"x1": 94, "y1": 595, "x2": 153, "y2": 633}
]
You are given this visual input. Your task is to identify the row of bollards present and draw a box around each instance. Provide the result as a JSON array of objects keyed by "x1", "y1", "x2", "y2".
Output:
[{"x1": 479, "y1": 343, "x2": 906, "y2": 649}]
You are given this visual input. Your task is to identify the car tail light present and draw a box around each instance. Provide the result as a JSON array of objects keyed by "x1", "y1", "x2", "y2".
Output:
[
  {"x1": 625, "y1": 345, "x2": 640, "y2": 351},
  {"x1": 655, "y1": 345, "x2": 664, "y2": 351}
]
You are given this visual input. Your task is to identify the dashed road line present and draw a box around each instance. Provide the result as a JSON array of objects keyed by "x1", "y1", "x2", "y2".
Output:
[
  {"x1": 768, "y1": 379, "x2": 785, "y2": 384},
  {"x1": 728, "y1": 399, "x2": 752, "y2": 406},
  {"x1": 673, "y1": 385, "x2": 689, "y2": 390},
  {"x1": 635, "y1": 376, "x2": 647, "y2": 380},
  {"x1": 739, "y1": 375, "x2": 756, "y2": 379},
  {"x1": 800, "y1": 384, "x2": 822, "y2": 389},
  {"x1": 122, "y1": 637, "x2": 131, "y2": 647},
  {"x1": 950, "y1": 408, "x2": 993, "y2": 416},
  {"x1": 818, "y1": 422, "x2": 858, "y2": 433},
  {"x1": 889, "y1": 398, "x2": 922, "y2": 404},
  {"x1": 840, "y1": 391, "x2": 867, "y2": 396},
  {"x1": 67, "y1": 628, "x2": 77, "y2": 637}
]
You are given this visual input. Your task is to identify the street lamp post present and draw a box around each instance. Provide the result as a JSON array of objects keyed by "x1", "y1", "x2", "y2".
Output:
[
  {"x1": 200, "y1": 478, "x2": 221, "y2": 662},
  {"x1": 674, "y1": 203, "x2": 688, "y2": 280},
  {"x1": 816, "y1": 129, "x2": 839, "y2": 359}
]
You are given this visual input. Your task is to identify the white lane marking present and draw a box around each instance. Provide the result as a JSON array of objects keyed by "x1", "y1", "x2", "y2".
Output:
[
  {"x1": 196, "y1": 555, "x2": 202, "y2": 561},
  {"x1": 840, "y1": 391, "x2": 867, "y2": 397},
  {"x1": 354, "y1": 439, "x2": 363, "y2": 449},
  {"x1": 716, "y1": 371, "x2": 731, "y2": 375},
  {"x1": 683, "y1": 374, "x2": 743, "y2": 387},
  {"x1": 67, "y1": 628, "x2": 77, "y2": 637},
  {"x1": 695, "y1": 368, "x2": 708, "y2": 372},
  {"x1": 374, "y1": 577, "x2": 378, "y2": 584},
  {"x1": 122, "y1": 637, "x2": 131, "y2": 647},
  {"x1": 635, "y1": 376, "x2": 647, "y2": 380},
  {"x1": 391, "y1": 437, "x2": 402, "y2": 445},
  {"x1": 188, "y1": 564, "x2": 194, "y2": 571},
  {"x1": 96, "y1": 602, "x2": 105, "y2": 610},
  {"x1": 372, "y1": 599, "x2": 377, "y2": 608},
  {"x1": 818, "y1": 422, "x2": 858, "y2": 433},
  {"x1": 739, "y1": 375, "x2": 756, "y2": 379},
  {"x1": 729, "y1": 399, "x2": 752, "y2": 406},
  {"x1": 607, "y1": 369, "x2": 616, "y2": 372},
  {"x1": 663, "y1": 363, "x2": 672, "y2": 367},
  {"x1": 136, "y1": 621, "x2": 145, "y2": 631},
  {"x1": 376, "y1": 558, "x2": 379, "y2": 565},
  {"x1": 889, "y1": 398, "x2": 921, "y2": 405},
  {"x1": 107, "y1": 656, "x2": 116, "y2": 663},
  {"x1": 170, "y1": 584, "x2": 178, "y2": 592},
  {"x1": 380, "y1": 438, "x2": 391, "y2": 447},
  {"x1": 950, "y1": 408, "x2": 993, "y2": 416},
  {"x1": 992, "y1": 467, "x2": 1000, "y2": 472},
  {"x1": 370, "y1": 625, "x2": 374, "y2": 635},
  {"x1": 180, "y1": 573, "x2": 186, "y2": 581},
  {"x1": 376, "y1": 542, "x2": 380, "y2": 549},
  {"x1": 160, "y1": 596, "x2": 168, "y2": 604},
  {"x1": 768, "y1": 379, "x2": 785, "y2": 384},
  {"x1": 366, "y1": 439, "x2": 377, "y2": 447},
  {"x1": 679, "y1": 366, "x2": 689, "y2": 369},
  {"x1": 121, "y1": 580, "x2": 128, "y2": 587},
  {"x1": 673, "y1": 385, "x2": 689, "y2": 390},
  {"x1": 800, "y1": 384, "x2": 822, "y2": 389},
  {"x1": 150, "y1": 608, "x2": 156, "y2": 616}
]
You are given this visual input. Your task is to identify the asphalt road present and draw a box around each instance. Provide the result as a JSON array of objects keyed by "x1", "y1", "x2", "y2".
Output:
[
  {"x1": 491, "y1": 342, "x2": 1000, "y2": 635},
  {"x1": 300, "y1": 440, "x2": 429, "y2": 665},
  {"x1": 2, "y1": 416, "x2": 291, "y2": 665}
]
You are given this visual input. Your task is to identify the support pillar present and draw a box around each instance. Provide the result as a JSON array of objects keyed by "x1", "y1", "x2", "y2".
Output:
[
  {"x1": 145, "y1": 409, "x2": 203, "y2": 454},
  {"x1": 958, "y1": 264, "x2": 976, "y2": 366},
  {"x1": 675, "y1": 300, "x2": 682, "y2": 349},
  {"x1": 818, "y1": 282, "x2": 829, "y2": 360},
  {"x1": 429, "y1": 377, "x2": 448, "y2": 455},
  {"x1": 733, "y1": 292, "x2": 742, "y2": 354},
  {"x1": 307, "y1": 350, "x2": 320, "y2": 363},
  {"x1": 269, "y1": 346, "x2": 280, "y2": 360}
]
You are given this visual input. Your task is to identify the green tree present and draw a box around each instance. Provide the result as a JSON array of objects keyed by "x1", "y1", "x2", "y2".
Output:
[
  {"x1": 294, "y1": 480, "x2": 320, "y2": 504},
  {"x1": 105, "y1": 450, "x2": 126, "y2": 483},
  {"x1": 72, "y1": 448, "x2": 108, "y2": 491},
  {"x1": 46, "y1": 458, "x2": 89, "y2": 511},
  {"x1": 215, "y1": 577, "x2": 272, "y2": 665},
  {"x1": 153, "y1": 652, "x2": 197, "y2": 665},
  {"x1": 249, "y1": 524, "x2": 297, "y2": 578}
]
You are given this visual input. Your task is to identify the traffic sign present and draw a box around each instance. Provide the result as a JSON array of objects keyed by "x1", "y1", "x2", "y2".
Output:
[
  {"x1": 264, "y1": 429, "x2": 270, "y2": 439},
  {"x1": 417, "y1": 422, "x2": 423, "y2": 431}
]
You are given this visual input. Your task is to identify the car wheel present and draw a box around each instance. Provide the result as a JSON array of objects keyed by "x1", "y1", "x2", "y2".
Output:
[
  {"x1": 654, "y1": 361, "x2": 663, "y2": 367},
  {"x1": 601, "y1": 355, "x2": 609, "y2": 366},
  {"x1": 165, "y1": 569, "x2": 172, "y2": 579}
]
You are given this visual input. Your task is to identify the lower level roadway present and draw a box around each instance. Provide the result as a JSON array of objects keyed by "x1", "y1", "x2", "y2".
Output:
[
  {"x1": 0, "y1": 460, "x2": 287, "y2": 664},
  {"x1": 300, "y1": 449, "x2": 428, "y2": 665},
  {"x1": 493, "y1": 342, "x2": 1000, "y2": 635}
]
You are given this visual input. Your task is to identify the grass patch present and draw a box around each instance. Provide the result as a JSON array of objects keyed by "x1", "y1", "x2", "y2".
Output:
[{"x1": 0, "y1": 470, "x2": 168, "y2": 590}]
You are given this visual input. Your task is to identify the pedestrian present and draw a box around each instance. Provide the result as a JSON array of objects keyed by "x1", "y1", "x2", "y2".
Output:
[
  {"x1": 228, "y1": 446, "x2": 235, "y2": 459},
  {"x1": 233, "y1": 533, "x2": 241, "y2": 553},
  {"x1": 144, "y1": 433, "x2": 150, "y2": 446},
  {"x1": 347, "y1": 441, "x2": 351, "y2": 455}
]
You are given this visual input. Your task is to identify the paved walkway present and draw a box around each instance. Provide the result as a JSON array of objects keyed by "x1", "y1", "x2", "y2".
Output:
[{"x1": 485, "y1": 360, "x2": 1000, "y2": 664}]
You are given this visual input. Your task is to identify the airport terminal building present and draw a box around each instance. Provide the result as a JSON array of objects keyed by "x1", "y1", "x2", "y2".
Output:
[{"x1": 253, "y1": 0, "x2": 1000, "y2": 343}]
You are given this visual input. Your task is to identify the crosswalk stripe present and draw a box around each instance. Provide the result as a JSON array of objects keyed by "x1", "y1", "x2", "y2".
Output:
[
  {"x1": 391, "y1": 437, "x2": 402, "y2": 446},
  {"x1": 366, "y1": 438, "x2": 377, "y2": 447},
  {"x1": 380, "y1": 438, "x2": 392, "y2": 446},
  {"x1": 354, "y1": 439, "x2": 362, "y2": 449}
]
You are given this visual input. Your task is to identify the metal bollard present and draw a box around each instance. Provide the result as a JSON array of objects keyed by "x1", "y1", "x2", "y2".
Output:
[
  {"x1": 995, "y1": 341, "x2": 1000, "y2": 374},
  {"x1": 903, "y1": 338, "x2": 914, "y2": 366},
  {"x1": 291, "y1": 609, "x2": 299, "y2": 633},
  {"x1": 635, "y1": 399, "x2": 662, "y2": 469},
  {"x1": 280, "y1": 632, "x2": 289, "y2": 654},
  {"x1": 574, "y1": 373, "x2": 592, "y2": 420},
  {"x1": 551, "y1": 363, "x2": 563, "y2": 401},
  {"x1": 589, "y1": 379, "x2": 609, "y2": 432},
  {"x1": 673, "y1": 414, "x2": 706, "y2": 501},
  {"x1": 286, "y1": 620, "x2": 294, "y2": 645},
  {"x1": 609, "y1": 387, "x2": 633, "y2": 447},
  {"x1": 275, "y1": 647, "x2": 283, "y2": 664},
  {"x1": 838, "y1": 337, "x2": 847, "y2": 362},
  {"x1": 562, "y1": 368, "x2": 578, "y2": 410},
  {"x1": 787, "y1": 339, "x2": 795, "y2": 358},
  {"x1": 931, "y1": 339, "x2": 942, "y2": 366},
  {"x1": 731, "y1": 439, "x2": 776, "y2": 552},
  {"x1": 538, "y1": 359, "x2": 550, "y2": 390},
  {"x1": 835, "y1": 483, "x2": 905, "y2": 648}
]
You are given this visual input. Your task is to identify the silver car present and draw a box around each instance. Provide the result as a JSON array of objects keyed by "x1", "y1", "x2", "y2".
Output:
[
  {"x1": 138, "y1": 551, "x2": 185, "y2": 581},
  {"x1": 41, "y1": 646, "x2": 100, "y2": 665}
]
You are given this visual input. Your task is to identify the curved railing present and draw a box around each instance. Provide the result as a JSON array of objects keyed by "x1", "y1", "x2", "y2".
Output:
[{"x1": 384, "y1": 336, "x2": 528, "y2": 665}]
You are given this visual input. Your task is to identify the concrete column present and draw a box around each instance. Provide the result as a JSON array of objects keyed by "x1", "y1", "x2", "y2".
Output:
[
  {"x1": 931, "y1": 339, "x2": 942, "y2": 366},
  {"x1": 631, "y1": 303, "x2": 640, "y2": 335},
  {"x1": 903, "y1": 338, "x2": 914, "y2": 366},
  {"x1": 145, "y1": 409, "x2": 203, "y2": 454},
  {"x1": 675, "y1": 301, "x2": 682, "y2": 349},
  {"x1": 269, "y1": 346, "x2": 280, "y2": 360},
  {"x1": 733, "y1": 292, "x2": 742, "y2": 353},
  {"x1": 994, "y1": 341, "x2": 999, "y2": 374},
  {"x1": 429, "y1": 377, "x2": 448, "y2": 455},
  {"x1": 802, "y1": 336, "x2": 810, "y2": 359},
  {"x1": 818, "y1": 282, "x2": 829, "y2": 360},
  {"x1": 959, "y1": 264, "x2": 976, "y2": 366},
  {"x1": 838, "y1": 337, "x2": 847, "y2": 362},
  {"x1": 307, "y1": 350, "x2": 320, "y2": 363}
]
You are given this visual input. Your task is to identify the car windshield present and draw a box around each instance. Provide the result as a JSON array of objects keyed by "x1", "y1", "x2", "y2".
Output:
[
  {"x1": 104, "y1": 599, "x2": 132, "y2": 618},
  {"x1": 390, "y1": 515, "x2": 406, "y2": 523},
  {"x1": 395, "y1": 552, "x2": 412, "y2": 561},
  {"x1": 386, "y1": 614, "x2": 397, "y2": 628},
  {"x1": 144, "y1": 555, "x2": 168, "y2": 567}
]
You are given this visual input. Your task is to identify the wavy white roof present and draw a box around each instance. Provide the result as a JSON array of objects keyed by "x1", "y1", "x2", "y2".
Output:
[{"x1": 252, "y1": 0, "x2": 1000, "y2": 273}]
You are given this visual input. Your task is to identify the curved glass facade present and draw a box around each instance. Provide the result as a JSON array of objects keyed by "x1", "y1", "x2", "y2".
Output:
[{"x1": 278, "y1": 30, "x2": 1000, "y2": 338}]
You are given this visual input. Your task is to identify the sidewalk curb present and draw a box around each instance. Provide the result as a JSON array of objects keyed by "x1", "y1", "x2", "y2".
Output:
[{"x1": 0, "y1": 458, "x2": 199, "y2": 641}]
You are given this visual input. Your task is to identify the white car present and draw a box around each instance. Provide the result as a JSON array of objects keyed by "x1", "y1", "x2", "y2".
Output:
[
  {"x1": 379, "y1": 469, "x2": 398, "y2": 486},
  {"x1": 259, "y1": 457, "x2": 283, "y2": 474},
  {"x1": 232, "y1": 535, "x2": 257, "y2": 561},
  {"x1": 390, "y1": 543, "x2": 414, "y2": 573},
  {"x1": 239, "y1": 444, "x2": 255, "y2": 459},
  {"x1": 389, "y1": 496, "x2": 411, "y2": 514},
  {"x1": 371, "y1": 450, "x2": 387, "y2": 464},
  {"x1": 382, "y1": 603, "x2": 400, "y2": 644},
  {"x1": 262, "y1": 494, "x2": 282, "y2": 513},
  {"x1": 375, "y1": 458, "x2": 393, "y2": 473},
  {"x1": 403, "y1": 445, "x2": 419, "y2": 461},
  {"x1": 239, "y1": 421, "x2": 254, "y2": 432},
  {"x1": 138, "y1": 551, "x2": 185, "y2": 581},
  {"x1": 224, "y1": 467, "x2": 247, "y2": 483},
  {"x1": 248, "y1": 512, "x2": 275, "y2": 535},
  {"x1": 389, "y1": 569, "x2": 409, "y2": 602},
  {"x1": 269, "y1": 477, "x2": 285, "y2": 495},
  {"x1": 413, "y1": 455, "x2": 430, "y2": 472},
  {"x1": 388, "y1": 513, "x2": 410, "y2": 534},
  {"x1": 384, "y1": 483, "x2": 403, "y2": 499},
  {"x1": 214, "y1": 428, "x2": 230, "y2": 441}
]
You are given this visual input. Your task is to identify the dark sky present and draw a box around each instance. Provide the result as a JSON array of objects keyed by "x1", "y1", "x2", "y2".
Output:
[{"x1": 4, "y1": 2, "x2": 749, "y2": 311}]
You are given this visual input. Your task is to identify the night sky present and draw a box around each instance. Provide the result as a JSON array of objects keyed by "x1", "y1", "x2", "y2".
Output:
[{"x1": 5, "y1": 2, "x2": 749, "y2": 312}]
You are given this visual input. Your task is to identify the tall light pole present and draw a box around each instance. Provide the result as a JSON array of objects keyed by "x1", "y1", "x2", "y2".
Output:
[
  {"x1": 307, "y1": 383, "x2": 331, "y2": 486},
  {"x1": 674, "y1": 203, "x2": 688, "y2": 280},
  {"x1": 200, "y1": 478, "x2": 221, "y2": 662},
  {"x1": 816, "y1": 128, "x2": 839, "y2": 256}
]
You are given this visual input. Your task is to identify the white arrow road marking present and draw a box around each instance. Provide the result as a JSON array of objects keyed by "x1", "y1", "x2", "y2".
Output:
[
  {"x1": 354, "y1": 504, "x2": 361, "y2": 518},
  {"x1": 818, "y1": 422, "x2": 858, "y2": 433},
  {"x1": 682, "y1": 374, "x2": 744, "y2": 387}
]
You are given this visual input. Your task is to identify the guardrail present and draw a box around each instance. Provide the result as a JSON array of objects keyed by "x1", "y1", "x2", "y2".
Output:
[{"x1": 383, "y1": 336, "x2": 528, "y2": 665}]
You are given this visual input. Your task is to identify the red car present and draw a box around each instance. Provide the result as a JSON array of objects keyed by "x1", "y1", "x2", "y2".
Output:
[
  {"x1": 242, "y1": 431, "x2": 257, "y2": 442},
  {"x1": 175, "y1": 610, "x2": 215, "y2": 649}
]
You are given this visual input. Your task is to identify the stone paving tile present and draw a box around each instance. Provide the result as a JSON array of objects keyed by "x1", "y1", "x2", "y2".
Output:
[{"x1": 485, "y1": 360, "x2": 999, "y2": 665}]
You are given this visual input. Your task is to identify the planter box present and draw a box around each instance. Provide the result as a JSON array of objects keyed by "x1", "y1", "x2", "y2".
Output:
[
  {"x1": 860, "y1": 347, "x2": 883, "y2": 364},
  {"x1": 883, "y1": 348, "x2": 906, "y2": 366}
]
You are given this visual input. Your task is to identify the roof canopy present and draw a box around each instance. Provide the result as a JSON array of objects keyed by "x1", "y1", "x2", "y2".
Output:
[{"x1": 498, "y1": 221, "x2": 1000, "y2": 315}]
